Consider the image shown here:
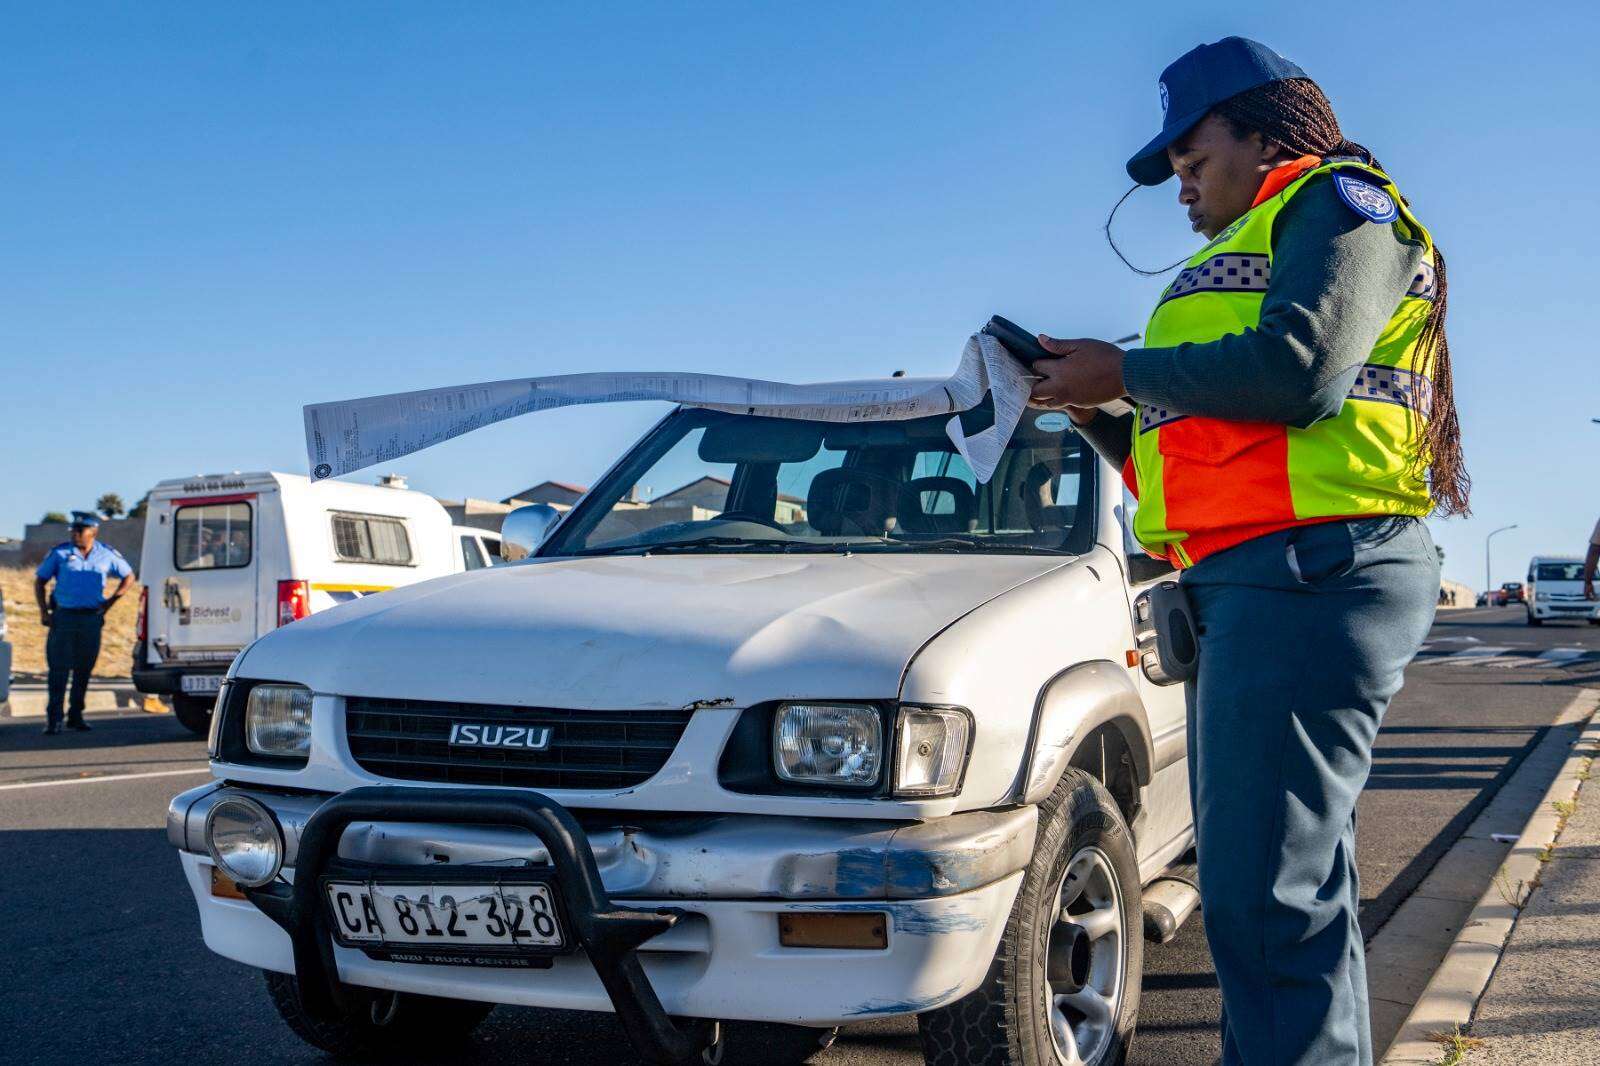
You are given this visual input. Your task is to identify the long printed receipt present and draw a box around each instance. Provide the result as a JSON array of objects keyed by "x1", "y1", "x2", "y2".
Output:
[{"x1": 304, "y1": 333, "x2": 1036, "y2": 485}]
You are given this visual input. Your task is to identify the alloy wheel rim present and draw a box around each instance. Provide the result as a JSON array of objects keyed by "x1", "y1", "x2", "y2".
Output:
[{"x1": 1044, "y1": 845, "x2": 1125, "y2": 1065}]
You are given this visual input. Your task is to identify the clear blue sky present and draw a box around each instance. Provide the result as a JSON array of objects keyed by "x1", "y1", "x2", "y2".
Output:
[{"x1": 4, "y1": 3, "x2": 1595, "y2": 591}]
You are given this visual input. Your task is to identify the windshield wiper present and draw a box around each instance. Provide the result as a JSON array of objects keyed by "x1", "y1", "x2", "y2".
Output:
[
  {"x1": 855, "y1": 536, "x2": 1074, "y2": 555},
  {"x1": 573, "y1": 536, "x2": 830, "y2": 557}
]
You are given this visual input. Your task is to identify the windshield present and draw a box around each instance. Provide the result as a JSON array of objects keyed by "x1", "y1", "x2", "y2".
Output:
[
  {"x1": 542, "y1": 405, "x2": 1096, "y2": 557},
  {"x1": 1535, "y1": 563, "x2": 1583, "y2": 581}
]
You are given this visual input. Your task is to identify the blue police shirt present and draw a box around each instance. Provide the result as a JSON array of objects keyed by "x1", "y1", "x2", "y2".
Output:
[{"x1": 35, "y1": 541, "x2": 134, "y2": 609}]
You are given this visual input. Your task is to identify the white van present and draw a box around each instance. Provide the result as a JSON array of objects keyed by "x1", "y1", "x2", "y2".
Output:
[
  {"x1": 1524, "y1": 555, "x2": 1600, "y2": 626},
  {"x1": 134, "y1": 472, "x2": 484, "y2": 732}
]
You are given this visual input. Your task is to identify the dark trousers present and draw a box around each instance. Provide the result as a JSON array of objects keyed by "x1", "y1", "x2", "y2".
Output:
[
  {"x1": 1179, "y1": 517, "x2": 1439, "y2": 1066},
  {"x1": 45, "y1": 609, "x2": 104, "y2": 726}
]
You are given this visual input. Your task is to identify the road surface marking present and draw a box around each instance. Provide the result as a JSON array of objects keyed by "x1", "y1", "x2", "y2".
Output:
[{"x1": 0, "y1": 767, "x2": 211, "y2": 792}]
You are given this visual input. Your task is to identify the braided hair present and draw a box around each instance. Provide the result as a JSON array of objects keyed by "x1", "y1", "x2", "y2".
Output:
[
  {"x1": 1108, "y1": 78, "x2": 1469, "y2": 516},
  {"x1": 1218, "y1": 78, "x2": 1468, "y2": 515}
]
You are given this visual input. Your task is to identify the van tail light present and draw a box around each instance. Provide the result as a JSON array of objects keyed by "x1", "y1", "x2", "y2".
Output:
[
  {"x1": 135, "y1": 587, "x2": 148, "y2": 643},
  {"x1": 276, "y1": 580, "x2": 311, "y2": 627}
]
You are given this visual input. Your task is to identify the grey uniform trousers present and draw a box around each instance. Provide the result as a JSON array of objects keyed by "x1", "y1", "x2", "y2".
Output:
[
  {"x1": 45, "y1": 609, "x2": 105, "y2": 727},
  {"x1": 1179, "y1": 516, "x2": 1439, "y2": 1066}
]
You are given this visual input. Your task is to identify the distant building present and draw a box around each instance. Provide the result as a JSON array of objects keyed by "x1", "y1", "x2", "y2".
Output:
[
  {"x1": 436, "y1": 497, "x2": 518, "y2": 533},
  {"x1": 503, "y1": 481, "x2": 588, "y2": 510},
  {"x1": 651, "y1": 477, "x2": 805, "y2": 525}
]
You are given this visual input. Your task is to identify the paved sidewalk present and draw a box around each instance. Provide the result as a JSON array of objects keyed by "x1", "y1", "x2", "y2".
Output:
[{"x1": 1467, "y1": 746, "x2": 1599, "y2": 1064}]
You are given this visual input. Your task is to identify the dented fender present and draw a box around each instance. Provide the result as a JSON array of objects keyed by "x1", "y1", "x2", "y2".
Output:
[{"x1": 1017, "y1": 660, "x2": 1154, "y2": 806}]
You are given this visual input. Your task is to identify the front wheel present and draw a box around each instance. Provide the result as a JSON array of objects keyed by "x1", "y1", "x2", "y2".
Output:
[
  {"x1": 918, "y1": 768, "x2": 1142, "y2": 1066},
  {"x1": 171, "y1": 694, "x2": 213, "y2": 734},
  {"x1": 264, "y1": 971, "x2": 494, "y2": 1057}
]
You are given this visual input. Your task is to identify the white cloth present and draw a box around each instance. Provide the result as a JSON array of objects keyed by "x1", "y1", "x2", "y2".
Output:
[{"x1": 304, "y1": 334, "x2": 1036, "y2": 484}]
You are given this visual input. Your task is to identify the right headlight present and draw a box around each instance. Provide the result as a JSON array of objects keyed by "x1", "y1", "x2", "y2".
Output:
[
  {"x1": 773, "y1": 702, "x2": 883, "y2": 787},
  {"x1": 893, "y1": 705, "x2": 973, "y2": 797},
  {"x1": 245, "y1": 684, "x2": 313, "y2": 758}
]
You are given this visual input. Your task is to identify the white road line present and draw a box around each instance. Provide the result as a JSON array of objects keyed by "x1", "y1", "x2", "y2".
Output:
[
  {"x1": 1537, "y1": 648, "x2": 1587, "y2": 662},
  {"x1": 0, "y1": 766, "x2": 212, "y2": 792}
]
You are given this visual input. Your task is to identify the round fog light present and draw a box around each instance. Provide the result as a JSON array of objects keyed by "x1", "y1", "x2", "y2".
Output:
[{"x1": 205, "y1": 796, "x2": 284, "y2": 888}]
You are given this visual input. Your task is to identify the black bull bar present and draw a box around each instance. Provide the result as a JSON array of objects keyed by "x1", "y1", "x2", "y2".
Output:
[{"x1": 243, "y1": 785, "x2": 717, "y2": 1064}]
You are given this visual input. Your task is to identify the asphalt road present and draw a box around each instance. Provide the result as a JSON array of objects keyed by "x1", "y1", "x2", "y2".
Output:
[{"x1": 3, "y1": 606, "x2": 1596, "y2": 1066}]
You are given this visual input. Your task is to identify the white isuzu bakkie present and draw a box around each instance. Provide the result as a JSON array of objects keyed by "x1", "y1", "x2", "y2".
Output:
[{"x1": 168, "y1": 400, "x2": 1202, "y2": 1066}]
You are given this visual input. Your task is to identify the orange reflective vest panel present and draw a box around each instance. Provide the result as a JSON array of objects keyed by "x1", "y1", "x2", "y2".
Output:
[{"x1": 1125, "y1": 157, "x2": 1437, "y2": 568}]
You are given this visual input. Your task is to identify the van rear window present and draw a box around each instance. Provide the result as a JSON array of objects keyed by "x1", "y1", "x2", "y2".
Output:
[
  {"x1": 175, "y1": 502, "x2": 252, "y2": 571},
  {"x1": 331, "y1": 513, "x2": 414, "y2": 566}
]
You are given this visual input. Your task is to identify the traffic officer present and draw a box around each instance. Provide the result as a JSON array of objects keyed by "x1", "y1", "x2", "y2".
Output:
[
  {"x1": 1030, "y1": 38, "x2": 1466, "y2": 1066},
  {"x1": 34, "y1": 511, "x2": 135, "y2": 735}
]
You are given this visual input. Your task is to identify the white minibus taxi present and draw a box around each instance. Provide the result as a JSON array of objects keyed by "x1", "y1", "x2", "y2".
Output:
[
  {"x1": 134, "y1": 472, "x2": 493, "y2": 731},
  {"x1": 1524, "y1": 555, "x2": 1600, "y2": 627}
]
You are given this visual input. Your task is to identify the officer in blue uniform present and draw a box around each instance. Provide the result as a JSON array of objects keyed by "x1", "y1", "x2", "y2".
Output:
[{"x1": 33, "y1": 512, "x2": 135, "y2": 735}]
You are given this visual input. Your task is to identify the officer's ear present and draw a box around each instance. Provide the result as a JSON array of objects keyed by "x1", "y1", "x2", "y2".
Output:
[{"x1": 1251, "y1": 130, "x2": 1293, "y2": 168}]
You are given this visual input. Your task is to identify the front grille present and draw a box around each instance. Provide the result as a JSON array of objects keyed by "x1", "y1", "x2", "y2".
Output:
[{"x1": 344, "y1": 696, "x2": 694, "y2": 791}]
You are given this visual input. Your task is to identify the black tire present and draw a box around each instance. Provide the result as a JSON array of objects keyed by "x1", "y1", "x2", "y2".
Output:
[
  {"x1": 705, "y1": 1021, "x2": 839, "y2": 1064},
  {"x1": 263, "y1": 970, "x2": 494, "y2": 1057},
  {"x1": 918, "y1": 769, "x2": 1142, "y2": 1066},
  {"x1": 172, "y1": 695, "x2": 213, "y2": 735}
]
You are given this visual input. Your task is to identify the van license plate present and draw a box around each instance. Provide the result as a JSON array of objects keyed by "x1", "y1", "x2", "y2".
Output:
[
  {"x1": 325, "y1": 882, "x2": 564, "y2": 951},
  {"x1": 180, "y1": 675, "x2": 223, "y2": 694}
]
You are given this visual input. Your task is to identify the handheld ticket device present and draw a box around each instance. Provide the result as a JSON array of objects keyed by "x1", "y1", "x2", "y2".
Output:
[{"x1": 980, "y1": 315, "x2": 1055, "y2": 365}]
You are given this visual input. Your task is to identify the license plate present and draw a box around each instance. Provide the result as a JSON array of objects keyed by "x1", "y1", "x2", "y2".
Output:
[
  {"x1": 324, "y1": 881, "x2": 564, "y2": 951},
  {"x1": 180, "y1": 674, "x2": 224, "y2": 694}
]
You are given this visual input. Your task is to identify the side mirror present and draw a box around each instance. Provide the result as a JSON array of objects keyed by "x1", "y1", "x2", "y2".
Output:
[{"x1": 500, "y1": 504, "x2": 562, "y2": 561}]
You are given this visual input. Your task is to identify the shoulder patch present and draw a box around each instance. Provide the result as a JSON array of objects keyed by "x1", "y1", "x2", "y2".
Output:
[{"x1": 1333, "y1": 172, "x2": 1399, "y2": 223}]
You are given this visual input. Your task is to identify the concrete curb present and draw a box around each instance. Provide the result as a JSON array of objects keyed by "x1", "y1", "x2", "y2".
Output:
[
  {"x1": 1380, "y1": 690, "x2": 1600, "y2": 1065},
  {"x1": 1, "y1": 680, "x2": 167, "y2": 718}
]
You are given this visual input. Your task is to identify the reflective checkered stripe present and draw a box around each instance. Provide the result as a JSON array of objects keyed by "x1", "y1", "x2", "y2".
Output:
[
  {"x1": 1157, "y1": 254, "x2": 1271, "y2": 306},
  {"x1": 1128, "y1": 159, "x2": 1436, "y2": 568}
]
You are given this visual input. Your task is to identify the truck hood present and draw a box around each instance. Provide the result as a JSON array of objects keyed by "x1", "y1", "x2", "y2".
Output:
[{"x1": 237, "y1": 553, "x2": 1065, "y2": 709}]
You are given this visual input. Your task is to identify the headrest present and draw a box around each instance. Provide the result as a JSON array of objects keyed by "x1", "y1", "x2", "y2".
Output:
[
  {"x1": 807, "y1": 468, "x2": 900, "y2": 537},
  {"x1": 897, "y1": 477, "x2": 977, "y2": 535},
  {"x1": 1023, "y1": 462, "x2": 1075, "y2": 532}
]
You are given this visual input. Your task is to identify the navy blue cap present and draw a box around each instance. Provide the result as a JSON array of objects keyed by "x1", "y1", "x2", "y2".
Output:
[
  {"x1": 69, "y1": 511, "x2": 101, "y2": 528},
  {"x1": 1126, "y1": 36, "x2": 1307, "y2": 186}
]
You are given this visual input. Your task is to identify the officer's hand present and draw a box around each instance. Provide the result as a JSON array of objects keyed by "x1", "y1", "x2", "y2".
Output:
[
  {"x1": 1028, "y1": 337, "x2": 1128, "y2": 411},
  {"x1": 40, "y1": 609, "x2": 52, "y2": 628}
]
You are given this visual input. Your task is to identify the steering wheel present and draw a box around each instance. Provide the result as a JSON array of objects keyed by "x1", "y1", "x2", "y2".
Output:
[{"x1": 712, "y1": 511, "x2": 789, "y2": 532}]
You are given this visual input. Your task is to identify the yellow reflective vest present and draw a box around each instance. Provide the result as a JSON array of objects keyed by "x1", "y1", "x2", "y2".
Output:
[{"x1": 1128, "y1": 157, "x2": 1436, "y2": 568}]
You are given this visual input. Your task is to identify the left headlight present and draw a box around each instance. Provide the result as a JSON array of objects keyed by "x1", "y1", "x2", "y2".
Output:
[
  {"x1": 245, "y1": 684, "x2": 313, "y2": 758},
  {"x1": 773, "y1": 702, "x2": 883, "y2": 787},
  {"x1": 205, "y1": 795, "x2": 284, "y2": 887},
  {"x1": 1536, "y1": 591, "x2": 1550, "y2": 601}
]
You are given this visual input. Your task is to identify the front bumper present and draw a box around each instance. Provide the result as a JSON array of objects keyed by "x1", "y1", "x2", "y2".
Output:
[
  {"x1": 1530, "y1": 601, "x2": 1600, "y2": 620},
  {"x1": 170, "y1": 782, "x2": 1031, "y2": 1042},
  {"x1": 133, "y1": 661, "x2": 229, "y2": 695}
]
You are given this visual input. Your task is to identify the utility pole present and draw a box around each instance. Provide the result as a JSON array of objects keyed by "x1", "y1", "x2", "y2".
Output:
[{"x1": 1485, "y1": 524, "x2": 1517, "y2": 596}]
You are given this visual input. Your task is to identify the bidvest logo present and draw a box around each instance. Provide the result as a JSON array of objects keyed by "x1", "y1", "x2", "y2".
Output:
[{"x1": 448, "y1": 723, "x2": 553, "y2": 751}]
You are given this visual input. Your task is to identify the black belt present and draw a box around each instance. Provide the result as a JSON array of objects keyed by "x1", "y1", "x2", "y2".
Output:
[{"x1": 57, "y1": 607, "x2": 102, "y2": 614}]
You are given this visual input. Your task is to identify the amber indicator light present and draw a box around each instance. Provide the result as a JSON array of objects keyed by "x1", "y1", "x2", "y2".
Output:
[{"x1": 210, "y1": 865, "x2": 249, "y2": 900}]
